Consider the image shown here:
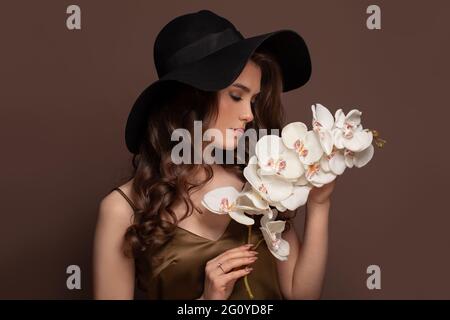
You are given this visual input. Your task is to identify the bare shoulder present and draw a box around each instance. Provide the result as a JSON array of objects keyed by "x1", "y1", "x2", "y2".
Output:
[
  {"x1": 93, "y1": 179, "x2": 136, "y2": 299},
  {"x1": 98, "y1": 179, "x2": 135, "y2": 228}
]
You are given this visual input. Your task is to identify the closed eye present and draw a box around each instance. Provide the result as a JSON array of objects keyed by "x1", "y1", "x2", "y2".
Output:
[
  {"x1": 230, "y1": 93, "x2": 258, "y2": 106},
  {"x1": 230, "y1": 94, "x2": 242, "y2": 102}
]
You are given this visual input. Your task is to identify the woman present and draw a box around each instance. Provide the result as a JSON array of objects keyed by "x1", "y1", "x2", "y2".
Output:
[{"x1": 93, "y1": 9, "x2": 336, "y2": 300}]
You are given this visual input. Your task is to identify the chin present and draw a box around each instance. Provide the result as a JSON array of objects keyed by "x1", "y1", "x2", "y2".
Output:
[
  {"x1": 224, "y1": 140, "x2": 239, "y2": 151},
  {"x1": 215, "y1": 140, "x2": 238, "y2": 152},
  {"x1": 218, "y1": 144, "x2": 236, "y2": 152}
]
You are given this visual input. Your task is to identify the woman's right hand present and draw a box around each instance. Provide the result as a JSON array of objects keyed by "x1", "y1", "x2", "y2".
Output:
[{"x1": 199, "y1": 244, "x2": 258, "y2": 300}]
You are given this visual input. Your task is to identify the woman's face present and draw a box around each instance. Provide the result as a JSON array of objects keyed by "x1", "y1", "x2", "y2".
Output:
[{"x1": 209, "y1": 59, "x2": 261, "y2": 150}]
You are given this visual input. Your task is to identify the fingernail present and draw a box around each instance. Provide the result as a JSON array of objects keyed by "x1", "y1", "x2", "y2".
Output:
[
  {"x1": 245, "y1": 267, "x2": 253, "y2": 272},
  {"x1": 250, "y1": 251, "x2": 258, "y2": 255}
]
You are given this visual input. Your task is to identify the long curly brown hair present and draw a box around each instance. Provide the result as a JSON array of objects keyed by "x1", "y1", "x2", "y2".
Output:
[{"x1": 122, "y1": 50, "x2": 295, "y2": 292}]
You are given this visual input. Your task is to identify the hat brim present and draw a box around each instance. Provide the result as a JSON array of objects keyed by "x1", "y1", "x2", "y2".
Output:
[{"x1": 125, "y1": 29, "x2": 311, "y2": 154}]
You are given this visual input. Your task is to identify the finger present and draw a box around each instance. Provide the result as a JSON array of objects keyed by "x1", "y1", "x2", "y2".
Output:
[
  {"x1": 206, "y1": 244, "x2": 254, "y2": 275},
  {"x1": 215, "y1": 256, "x2": 258, "y2": 275},
  {"x1": 221, "y1": 266, "x2": 253, "y2": 284},
  {"x1": 218, "y1": 248, "x2": 258, "y2": 263},
  {"x1": 209, "y1": 244, "x2": 253, "y2": 263}
]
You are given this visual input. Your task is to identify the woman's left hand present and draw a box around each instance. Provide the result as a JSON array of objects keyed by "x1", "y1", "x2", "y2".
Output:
[{"x1": 307, "y1": 178, "x2": 337, "y2": 205}]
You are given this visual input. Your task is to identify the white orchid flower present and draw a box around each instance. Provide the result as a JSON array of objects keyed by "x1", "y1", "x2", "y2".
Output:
[
  {"x1": 303, "y1": 160, "x2": 337, "y2": 188},
  {"x1": 280, "y1": 184, "x2": 313, "y2": 211},
  {"x1": 321, "y1": 143, "x2": 374, "y2": 172},
  {"x1": 320, "y1": 145, "x2": 347, "y2": 175},
  {"x1": 260, "y1": 210, "x2": 290, "y2": 261},
  {"x1": 344, "y1": 144, "x2": 374, "y2": 168},
  {"x1": 311, "y1": 103, "x2": 335, "y2": 155},
  {"x1": 235, "y1": 183, "x2": 273, "y2": 219},
  {"x1": 244, "y1": 156, "x2": 311, "y2": 212},
  {"x1": 243, "y1": 156, "x2": 293, "y2": 205},
  {"x1": 334, "y1": 109, "x2": 373, "y2": 152},
  {"x1": 281, "y1": 122, "x2": 324, "y2": 165},
  {"x1": 201, "y1": 186, "x2": 255, "y2": 225},
  {"x1": 255, "y1": 135, "x2": 304, "y2": 180}
]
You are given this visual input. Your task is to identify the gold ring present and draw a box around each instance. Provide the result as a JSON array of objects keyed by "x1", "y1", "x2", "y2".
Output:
[{"x1": 217, "y1": 262, "x2": 225, "y2": 274}]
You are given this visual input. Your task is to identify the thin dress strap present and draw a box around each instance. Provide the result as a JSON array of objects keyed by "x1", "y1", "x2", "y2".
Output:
[{"x1": 111, "y1": 187, "x2": 138, "y2": 212}]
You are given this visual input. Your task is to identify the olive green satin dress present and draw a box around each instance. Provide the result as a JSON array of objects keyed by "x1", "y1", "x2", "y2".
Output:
[{"x1": 112, "y1": 187, "x2": 284, "y2": 300}]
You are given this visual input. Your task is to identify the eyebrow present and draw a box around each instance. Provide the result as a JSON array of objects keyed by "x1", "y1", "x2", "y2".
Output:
[{"x1": 232, "y1": 83, "x2": 260, "y2": 95}]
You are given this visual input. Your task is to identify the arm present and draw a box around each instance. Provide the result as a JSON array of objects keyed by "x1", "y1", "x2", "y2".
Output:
[
  {"x1": 276, "y1": 180, "x2": 336, "y2": 299},
  {"x1": 92, "y1": 193, "x2": 136, "y2": 299}
]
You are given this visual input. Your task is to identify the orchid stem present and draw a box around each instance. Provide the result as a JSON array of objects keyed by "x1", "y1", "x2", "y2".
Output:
[
  {"x1": 253, "y1": 238, "x2": 265, "y2": 250},
  {"x1": 244, "y1": 224, "x2": 255, "y2": 299}
]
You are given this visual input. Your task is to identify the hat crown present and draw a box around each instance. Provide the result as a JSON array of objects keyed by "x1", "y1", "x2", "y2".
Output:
[{"x1": 154, "y1": 10, "x2": 243, "y2": 77}]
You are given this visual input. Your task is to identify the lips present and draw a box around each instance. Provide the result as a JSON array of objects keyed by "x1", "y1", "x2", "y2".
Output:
[
  {"x1": 233, "y1": 128, "x2": 245, "y2": 136},
  {"x1": 232, "y1": 128, "x2": 245, "y2": 137}
]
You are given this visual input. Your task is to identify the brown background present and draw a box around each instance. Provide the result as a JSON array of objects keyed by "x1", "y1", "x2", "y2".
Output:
[{"x1": 0, "y1": 0, "x2": 448, "y2": 299}]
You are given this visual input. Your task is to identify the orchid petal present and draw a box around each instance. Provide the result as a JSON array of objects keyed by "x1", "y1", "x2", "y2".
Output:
[
  {"x1": 243, "y1": 157, "x2": 270, "y2": 201},
  {"x1": 332, "y1": 128, "x2": 345, "y2": 149},
  {"x1": 267, "y1": 220, "x2": 286, "y2": 234},
  {"x1": 278, "y1": 149, "x2": 304, "y2": 180},
  {"x1": 235, "y1": 190, "x2": 270, "y2": 215},
  {"x1": 305, "y1": 164, "x2": 336, "y2": 187},
  {"x1": 273, "y1": 237, "x2": 290, "y2": 257},
  {"x1": 320, "y1": 155, "x2": 330, "y2": 172},
  {"x1": 229, "y1": 210, "x2": 255, "y2": 225},
  {"x1": 280, "y1": 185, "x2": 312, "y2": 210},
  {"x1": 345, "y1": 109, "x2": 362, "y2": 126},
  {"x1": 236, "y1": 185, "x2": 269, "y2": 210},
  {"x1": 202, "y1": 187, "x2": 240, "y2": 214},
  {"x1": 302, "y1": 131, "x2": 324, "y2": 165},
  {"x1": 334, "y1": 109, "x2": 345, "y2": 128},
  {"x1": 281, "y1": 122, "x2": 308, "y2": 150},
  {"x1": 260, "y1": 174, "x2": 293, "y2": 202},
  {"x1": 201, "y1": 200, "x2": 225, "y2": 215},
  {"x1": 343, "y1": 129, "x2": 373, "y2": 152},
  {"x1": 344, "y1": 151, "x2": 355, "y2": 168},
  {"x1": 260, "y1": 214, "x2": 290, "y2": 260},
  {"x1": 260, "y1": 211, "x2": 275, "y2": 225},
  {"x1": 255, "y1": 135, "x2": 286, "y2": 171},
  {"x1": 328, "y1": 151, "x2": 346, "y2": 175},
  {"x1": 353, "y1": 144, "x2": 374, "y2": 168},
  {"x1": 259, "y1": 227, "x2": 289, "y2": 261},
  {"x1": 274, "y1": 202, "x2": 287, "y2": 212},
  {"x1": 312, "y1": 103, "x2": 335, "y2": 130},
  {"x1": 317, "y1": 129, "x2": 334, "y2": 155}
]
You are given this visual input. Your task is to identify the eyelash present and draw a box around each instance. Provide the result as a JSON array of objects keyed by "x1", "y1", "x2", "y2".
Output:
[{"x1": 230, "y1": 94, "x2": 258, "y2": 106}]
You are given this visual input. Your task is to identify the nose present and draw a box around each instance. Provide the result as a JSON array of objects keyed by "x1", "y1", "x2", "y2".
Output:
[
  {"x1": 240, "y1": 102, "x2": 254, "y2": 124},
  {"x1": 240, "y1": 113, "x2": 253, "y2": 126}
]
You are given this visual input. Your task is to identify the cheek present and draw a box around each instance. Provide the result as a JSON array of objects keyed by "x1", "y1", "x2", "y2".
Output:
[
  {"x1": 215, "y1": 100, "x2": 237, "y2": 128},
  {"x1": 209, "y1": 98, "x2": 241, "y2": 149}
]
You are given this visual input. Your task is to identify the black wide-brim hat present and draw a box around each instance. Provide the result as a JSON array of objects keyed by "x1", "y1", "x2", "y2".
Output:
[{"x1": 125, "y1": 9, "x2": 312, "y2": 154}]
